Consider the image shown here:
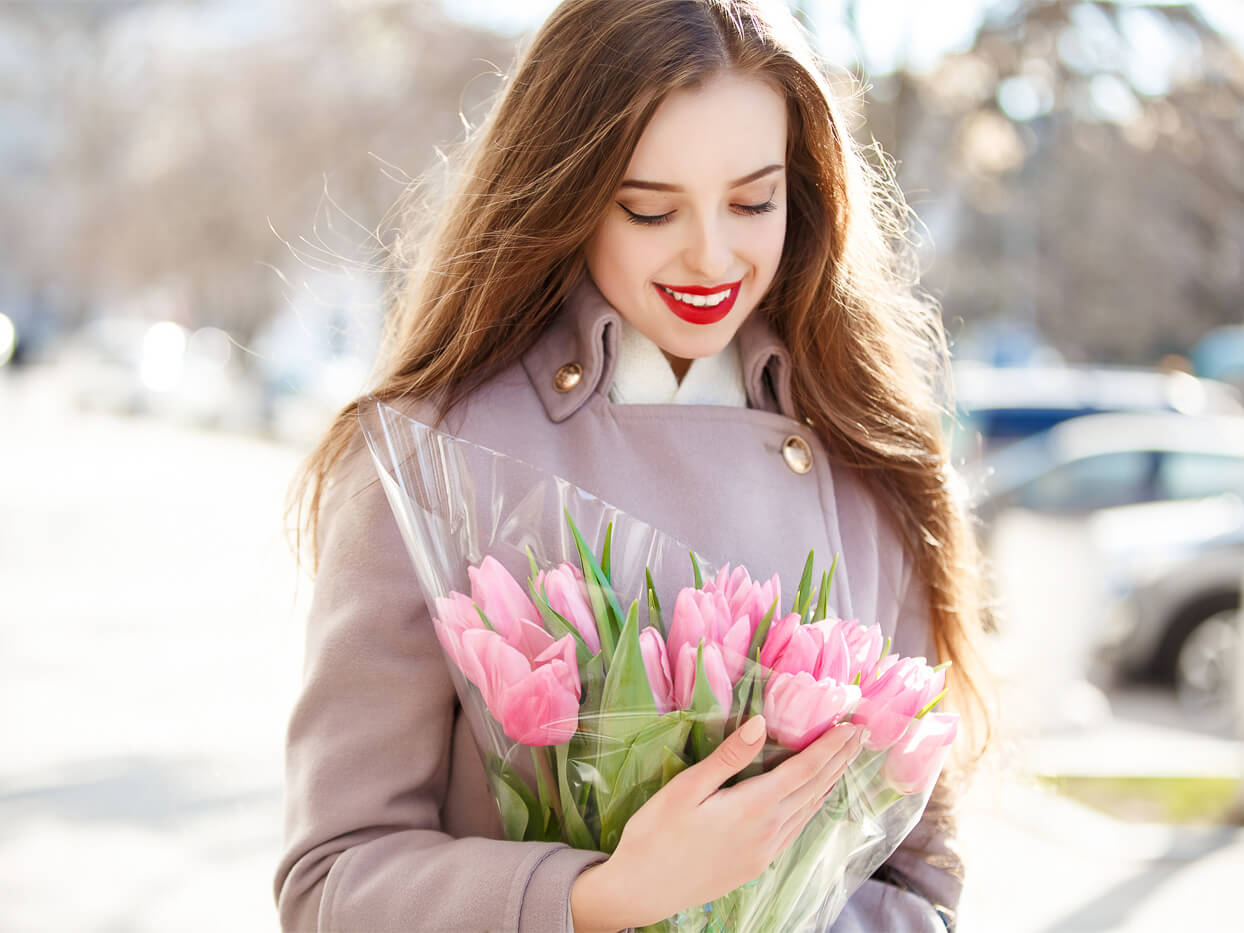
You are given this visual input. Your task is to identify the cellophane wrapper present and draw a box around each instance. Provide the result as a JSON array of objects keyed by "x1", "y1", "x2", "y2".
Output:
[{"x1": 359, "y1": 397, "x2": 939, "y2": 932}]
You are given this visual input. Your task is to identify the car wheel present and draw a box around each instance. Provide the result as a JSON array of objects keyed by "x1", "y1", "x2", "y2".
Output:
[{"x1": 1174, "y1": 605, "x2": 1238, "y2": 729}]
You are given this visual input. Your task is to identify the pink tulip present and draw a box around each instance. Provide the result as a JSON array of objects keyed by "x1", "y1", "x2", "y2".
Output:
[
  {"x1": 667, "y1": 588, "x2": 736, "y2": 673},
  {"x1": 806, "y1": 621, "x2": 852, "y2": 683},
  {"x1": 496, "y1": 662, "x2": 581, "y2": 746},
  {"x1": 759, "y1": 612, "x2": 802, "y2": 669},
  {"x1": 432, "y1": 591, "x2": 487, "y2": 668},
  {"x1": 853, "y1": 656, "x2": 947, "y2": 750},
  {"x1": 718, "y1": 616, "x2": 754, "y2": 683},
  {"x1": 706, "y1": 564, "x2": 782, "y2": 636},
  {"x1": 673, "y1": 640, "x2": 732, "y2": 712},
  {"x1": 536, "y1": 562, "x2": 601, "y2": 655},
  {"x1": 826, "y1": 619, "x2": 885, "y2": 683},
  {"x1": 768, "y1": 623, "x2": 824, "y2": 678},
  {"x1": 456, "y1": 628, "x2": 581, "y2": 746},
  {"x1": 534, "y1": 634, "x2": 581, "y2": 698},
  {"x1": 457, "y1": 628, "x2": 532, "y2": 709},
  {"x1": 639, "y1": 626, "x2": 677, "y2": 714},
  {"x1": 764, "y1": 671, "x2": 861, "y2": 751},
  {"x1": 883, "y1": 713, "x2": 958, "y2": 795},
  {"x1": 468, "y1": 556, "x2": 542, "y2": 643}
]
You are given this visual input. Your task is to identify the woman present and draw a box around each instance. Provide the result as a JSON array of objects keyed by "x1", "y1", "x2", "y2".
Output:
[{"x1": 276, "y1": 1, "x2": 990, "y2": 930}]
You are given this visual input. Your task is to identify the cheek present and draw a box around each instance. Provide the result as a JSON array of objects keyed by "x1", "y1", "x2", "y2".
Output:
[{"x1": 588, "y1": 222, "x2": 664, "y2": 288}]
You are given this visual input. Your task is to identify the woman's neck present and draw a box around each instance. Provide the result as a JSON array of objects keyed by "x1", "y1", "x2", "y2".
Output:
[{"x1": 663, "y1": 351, "x2": 691, "y2": 385}]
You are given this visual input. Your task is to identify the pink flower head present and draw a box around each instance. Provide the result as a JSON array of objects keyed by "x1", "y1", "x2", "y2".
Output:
[
  {"x1": 496, "y1": 663, "x2": 581, "y2": 746},
  {"x1": 432, "y1": 591, "x2": 487, "y2": 669},
  {"x1": 668, "y1": 588, "x2": 738, "y2": 672},
  {"x1": 759, "y1": 612, "x2": 802, "y2": 670},
  {"x1": 673, "y1": 640, "x2": 732, "y2": 713},
  {"x1": 536, "y1": 562, "x2": 601, "y2": 654},
  {"x1": 763, "y1": 671, "x2": 861, "y2": 751},
  {"x1": 883, "y1": 713, "x2": 958, "y2": 795},
  {"x1": 456, "y1": 628, "x2": 581, "y2": 746},
  {"x1": 638, "y1": 626, "x2": 677, "y2": 714},
  {"x1": 826, "y1": 619, "x2": 885, "y2": 683},
  {"x1": 853, "y1": 656, "x2": 947, "y2": 751},
  {"x1": 468, "y1": 556, "x2": 541, "y2": 642},
  {"x1": 767, "y1": 622, "x2": 824, "y2": 679},
  {"x1": 806, "y1": 620, "x2": 852, "y2": 684},
  {"x1": 706, "y1": 564, "x2": 782, "y2": 637}
]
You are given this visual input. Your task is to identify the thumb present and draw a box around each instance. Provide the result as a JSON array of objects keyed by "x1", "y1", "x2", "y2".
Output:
[{"x1": 684, "y1": 715, "x2": 767, "y2": 798}]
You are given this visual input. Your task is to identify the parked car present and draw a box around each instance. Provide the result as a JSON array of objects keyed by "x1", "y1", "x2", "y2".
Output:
[
  {"x1": 1091, "y1": 495, "x2": 1243, "y2": 728},
  {"x1": 968, "y1": 411, "x2": 1244, "y2": 523},
  {"x1": 950, "y1": 363, "x2": 1244, "y2": 462}
]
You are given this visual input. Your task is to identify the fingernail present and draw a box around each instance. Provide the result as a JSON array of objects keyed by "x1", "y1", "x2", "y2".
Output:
[{"x1": 739, "y1": 716, "x2": 766, "y2": 745}]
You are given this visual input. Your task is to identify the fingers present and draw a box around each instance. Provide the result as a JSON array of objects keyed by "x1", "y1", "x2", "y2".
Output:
[
  {"x1": 758, "y1": 722, "x2": 861, "y2": 801},
  {"x1": 669, "y1": 715, "x2": 767, "y2": 802},
  {"x1": 772, "y1": 729, "x2": 864, "y2": 853},
  {"x1": 777, "y1": 725, "x2": 864, "y2": 811}
]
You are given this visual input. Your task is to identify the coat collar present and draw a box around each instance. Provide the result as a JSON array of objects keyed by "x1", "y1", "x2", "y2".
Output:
[{"x1": 521, "y1": 274, "x2": 796, "y2": 423}]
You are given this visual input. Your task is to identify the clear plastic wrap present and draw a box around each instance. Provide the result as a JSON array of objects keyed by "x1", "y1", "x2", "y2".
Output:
[{"x1": 359, "y1": 397, "x2": 955, "y2": 932}]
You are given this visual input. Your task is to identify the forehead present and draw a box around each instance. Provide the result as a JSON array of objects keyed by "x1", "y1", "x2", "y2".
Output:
[{"x1": 625, "y1": 71, "x2": 788, "y2": 184}]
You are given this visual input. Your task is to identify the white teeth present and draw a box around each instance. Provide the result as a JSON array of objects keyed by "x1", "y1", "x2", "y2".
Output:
[{"x1": 659, "y1": 285, "x2": 732, "y2": 307}]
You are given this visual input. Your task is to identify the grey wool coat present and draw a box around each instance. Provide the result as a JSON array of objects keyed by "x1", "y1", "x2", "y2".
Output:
[{"x1": 275, "y1": 276, "x2": 961, "y2": 932}]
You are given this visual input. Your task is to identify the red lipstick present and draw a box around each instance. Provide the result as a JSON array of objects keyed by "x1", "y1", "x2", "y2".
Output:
[{"x1": 652, "y1": 279, "x2": 743, "y2": 325}]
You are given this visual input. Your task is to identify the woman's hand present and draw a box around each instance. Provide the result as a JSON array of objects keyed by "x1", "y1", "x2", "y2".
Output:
[{"x1": 570, "y1": 716, "x2": 865, "y2": 932}]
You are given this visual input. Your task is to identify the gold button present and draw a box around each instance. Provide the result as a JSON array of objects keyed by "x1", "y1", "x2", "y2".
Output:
[
  {"x1": 553, "y1": 363, "x2": 583, "y2": 393},
  {"x1": 782, "y1": 435, "x2": 813, "y2": 474}
]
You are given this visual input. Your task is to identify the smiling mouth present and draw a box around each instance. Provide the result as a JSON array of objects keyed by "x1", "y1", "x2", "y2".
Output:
[{"x1": 653, "y1": 279, "x2": 743, "y2": 325}]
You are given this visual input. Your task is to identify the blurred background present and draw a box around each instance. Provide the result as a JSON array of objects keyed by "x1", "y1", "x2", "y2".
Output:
[{"x1": 1, "y1": 0, "x2": 1242, "y2": 930}]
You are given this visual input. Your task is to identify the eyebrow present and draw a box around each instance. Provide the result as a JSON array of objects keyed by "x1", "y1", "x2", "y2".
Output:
[{"x1": 618, "y1": 163, "x2": 784, "y2": 193}]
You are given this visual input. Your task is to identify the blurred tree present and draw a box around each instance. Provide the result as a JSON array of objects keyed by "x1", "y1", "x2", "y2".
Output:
[
  {"x1": 850, "y1": 0, "x2": 1244, "y2": 365},
  {"x1": 2, "y1": 0, "x2": 514, "y2": 349}
]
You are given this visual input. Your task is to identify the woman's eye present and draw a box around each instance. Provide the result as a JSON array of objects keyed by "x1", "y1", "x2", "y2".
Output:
[
  {"x1": 619, "y1": 204, "x2": 673, "y2": 226},
  {"x1": 734, "y1": 200, "x2": 777, "y2": 216},
  {"x1": 618, "y1": 199, "x2": 777, "y2": 226}
]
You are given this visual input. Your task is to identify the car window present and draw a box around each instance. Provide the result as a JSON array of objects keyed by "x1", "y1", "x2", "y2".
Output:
[
  {"x1": 1156, "y1": 452, "x2": 1244, "y2": 500},
  {"x1": 1016, "y1": 451, "x2": 1155, "y2": 512}
]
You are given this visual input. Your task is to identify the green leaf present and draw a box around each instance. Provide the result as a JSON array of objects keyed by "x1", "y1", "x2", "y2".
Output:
[
  {"x1": 531, "y1": 746, "x2": 556, "y2": 838},
  {"x1": 566, "y1": 510, "x2": 625, "y2": 663},
  {"x1": 794, "y1": 550, "x2": 815, "y2": 621},
  {"x1": 595, "y1": 600, "x2": 660, "y2": 797},
  {"x1": 745, "y1": 596, "x2": 779, "y2": 662},
  {"x1": 487, "y1": 757, "x2": 542, "y2": 842},
  {"x1": 821, "y1": 559, "x2": 840, "y2": 617},
  {"x1": 689, "y1": 550, "x2": 704, "y2": 589},
  {"x1": 599, "y1": 711, "x2": 693, "y2": 848},
  {"x1": 645, "y1": 569, "x2": 664, "y2": 638},
  {"x1": 554, "y1": 742, "x2": 598, "y2": 850},
  {"x1": 474, "y1": 605, "x2": 499, "y2": 634},
  {"x1": 600, "y1": 522, "x2": 613, "y2": 581},
  {"x1": 660, "y1": 746, "x2": 689, "y2": 785},
  {"x1": 490, "y1": 772, "x2": 529, "y2": 841},
  {"x1": 813, "y1": 571, "x2": 829, "y2": 623},
  {"x1": 689, "y1": 641, "x2": 727, "y2": 761},
  {"x1": 915, "y1": 686, "x2": 949, "y2": 719}
]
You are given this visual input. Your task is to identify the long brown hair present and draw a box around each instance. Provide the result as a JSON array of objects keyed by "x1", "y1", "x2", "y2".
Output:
[{"x1": 292, "y1": 0, "x2": 991, "y2": 835}]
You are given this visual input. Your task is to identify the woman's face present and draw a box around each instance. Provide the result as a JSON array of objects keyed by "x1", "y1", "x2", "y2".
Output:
[{"x1": 584, "y1": 71, "x2": 788, "y2": 378}]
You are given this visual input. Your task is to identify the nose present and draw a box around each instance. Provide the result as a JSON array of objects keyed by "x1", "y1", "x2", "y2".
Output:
[{"x1": 683, "y1": 214, "x2": 733, "y2": 282}]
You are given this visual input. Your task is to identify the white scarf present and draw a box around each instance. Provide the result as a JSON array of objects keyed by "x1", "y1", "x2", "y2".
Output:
[{"x1": 608, "y1": 314, "x2": 749, "y2": 408}]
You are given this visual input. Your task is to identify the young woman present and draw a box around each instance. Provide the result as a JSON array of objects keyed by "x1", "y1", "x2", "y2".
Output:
[{"x1": 275, "y1": 1, "x2": 990, "y2": 930}]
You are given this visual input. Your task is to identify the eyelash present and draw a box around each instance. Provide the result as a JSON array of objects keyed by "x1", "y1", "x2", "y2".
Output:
[{"x1": 620, "y1": 200, "x2": 778, "y2": 227}]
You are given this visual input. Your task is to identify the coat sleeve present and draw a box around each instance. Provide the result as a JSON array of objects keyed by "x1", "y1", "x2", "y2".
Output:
[
  {"x1": 273, "y1": 446, "x2": 607, "y2": 932},
  {"x1": 829, "y1": 557, "x2": 964, "y2": 933}
]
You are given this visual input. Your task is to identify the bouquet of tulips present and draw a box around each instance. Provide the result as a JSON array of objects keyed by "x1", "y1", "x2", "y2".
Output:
[{"x1": 360, "y1": 399, "x2": 957, "y2": 932}]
